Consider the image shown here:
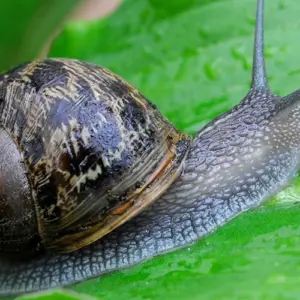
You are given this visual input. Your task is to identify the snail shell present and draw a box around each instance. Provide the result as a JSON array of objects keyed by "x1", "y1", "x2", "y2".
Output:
[{"x1": 0, "y1": 58, "x2": 191, "y2": 256}]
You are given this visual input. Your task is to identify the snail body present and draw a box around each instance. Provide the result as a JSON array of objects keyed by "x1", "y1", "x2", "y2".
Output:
[{"x1": 0, "y1": 0, "x2": 299, "y2": 296}]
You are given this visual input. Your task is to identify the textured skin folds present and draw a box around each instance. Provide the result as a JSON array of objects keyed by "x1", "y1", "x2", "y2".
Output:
[{"x1": 1, "y1": 86, "x2": 300, "y2": 295}]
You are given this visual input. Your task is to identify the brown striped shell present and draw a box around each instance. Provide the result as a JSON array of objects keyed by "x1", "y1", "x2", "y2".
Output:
[{"x1": 0, "y1": 58, "x2": 191, "y2": 254}]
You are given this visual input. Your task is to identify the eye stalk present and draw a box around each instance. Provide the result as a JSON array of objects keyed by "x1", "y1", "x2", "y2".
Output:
[{"x1": 251, "y1": 0, "x2": 268, "y2": 90}]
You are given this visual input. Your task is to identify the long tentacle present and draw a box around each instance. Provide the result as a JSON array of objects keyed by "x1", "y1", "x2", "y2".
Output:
[{"x1": 251, "y1": 0, "x2": 269, "y2": 90}]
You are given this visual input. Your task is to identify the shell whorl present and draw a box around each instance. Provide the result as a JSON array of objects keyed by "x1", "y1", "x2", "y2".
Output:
[{"x1": 0, "y1": 58, "x2": 191, "y2": 252}]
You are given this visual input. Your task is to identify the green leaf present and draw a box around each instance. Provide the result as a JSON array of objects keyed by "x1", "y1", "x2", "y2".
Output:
[
  {"x1": 9, "y1": 0, "x2": 300, "y2": 299},
  {"x1": 0, "y1": 0, "x2": 81, "y2": 72},
  {"x1": 15, "y1": 289, "x2": 98, "y2": 300}
]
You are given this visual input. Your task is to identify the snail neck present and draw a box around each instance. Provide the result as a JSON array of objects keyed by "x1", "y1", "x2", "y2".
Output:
[
  {"x1": 0, "y1": 127, "x2": 41, "y2": 258},
  {"x1": 161, "y1": 87, "x2": 300, "y2": 236}
]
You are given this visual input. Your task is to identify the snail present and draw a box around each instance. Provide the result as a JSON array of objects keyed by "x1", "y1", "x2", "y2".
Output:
[{"x1": 0, "y1": 0, "x2": 298, "y2": 296}]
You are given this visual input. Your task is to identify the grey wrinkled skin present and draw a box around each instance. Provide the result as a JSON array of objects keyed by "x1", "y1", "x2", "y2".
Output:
[
  {"x1": 1, "y1": 87, "x2": 300, "y2": 296},
  {"x1": 1, "y1": 0, "x2": 300, "y2": 296}
]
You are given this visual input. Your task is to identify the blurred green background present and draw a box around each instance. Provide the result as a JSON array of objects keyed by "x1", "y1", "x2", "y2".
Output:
[{"x1": 2, "y1": 0, "x2": 300, "y2": 299}]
